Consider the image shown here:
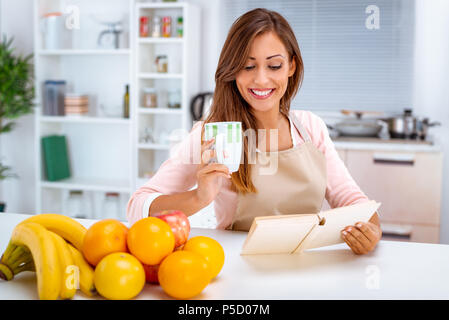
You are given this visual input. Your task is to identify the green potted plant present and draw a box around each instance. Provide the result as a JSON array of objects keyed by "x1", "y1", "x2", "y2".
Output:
[{"x1": 0, "y1": 36, "x2": 35, "y2": 212}]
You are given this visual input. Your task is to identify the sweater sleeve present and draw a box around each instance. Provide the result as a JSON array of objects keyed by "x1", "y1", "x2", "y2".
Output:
[
  {"x1": 306, "y1": 111, "x2": 370, "y2": 209},
  {"x1": 126, "y1": 122, "x2": 203, "y2": 225}
]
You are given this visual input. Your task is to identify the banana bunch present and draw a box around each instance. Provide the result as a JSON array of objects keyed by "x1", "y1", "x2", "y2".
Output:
[{"x1": 0, "y1": 214, "x2": 96, "y2": 300}]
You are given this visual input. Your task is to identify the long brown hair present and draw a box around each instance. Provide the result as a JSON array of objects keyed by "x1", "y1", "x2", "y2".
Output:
[{"x1": 202, "y1": 8, "x2": 304, "y2": 194}]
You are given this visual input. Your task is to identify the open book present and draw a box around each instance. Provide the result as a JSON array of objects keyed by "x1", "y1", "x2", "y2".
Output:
[{"x1": 240, "y1": 200, "x2": 381, "y2": 255}]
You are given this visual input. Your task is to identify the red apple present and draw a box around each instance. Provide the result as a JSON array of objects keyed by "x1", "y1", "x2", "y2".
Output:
[
  {"x1": 143, "y1": 263, "x2": 160, "y2": 284},
  {"x1": 154, "y1": 210, "x2": 190, "y2": 248}
]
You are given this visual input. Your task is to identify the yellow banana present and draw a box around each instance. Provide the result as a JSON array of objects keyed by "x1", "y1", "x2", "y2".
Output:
[
  {"x1": 48, "y1": 232, "x2": 77, "y2": 300},
  {"x1": 18, "y1": 214, "x2": 87, "y2": 251},
  {"x1": 67, "y1": 244, "x2": 96, "y2": 297},
  {"x1": 10, "y1": 222, "x2": 61, "y2": 300},
  {"x1": 0, "y1": 243, "x2": 35, "y2": 281}
]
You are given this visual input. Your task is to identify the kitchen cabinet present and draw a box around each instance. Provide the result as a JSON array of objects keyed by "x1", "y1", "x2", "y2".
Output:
[{"x1": 332, "y1": 145, "x2": 443, "y2": 243}]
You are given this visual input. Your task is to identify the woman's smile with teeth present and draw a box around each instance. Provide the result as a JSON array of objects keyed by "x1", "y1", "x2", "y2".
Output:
[{"x1": 249, "y1": 88, "x2": 275, "y2": 99}]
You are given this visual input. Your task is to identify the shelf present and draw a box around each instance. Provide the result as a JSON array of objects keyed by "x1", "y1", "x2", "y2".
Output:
[
  {"x1": 138, "y1": 143, "x2": 171, "y2": 150},
  {"x1": 39, "y1": 116, "x2": 130, "y2": 125},
  {"x1": 40, "y1": 177, "x2": 131, "y2": 193},
  {"x1": 37, "y1": 49, "x2": 131, "y2": 56},
  {"x1": 137, "y1": 2, "x2": 187, "y2": 9},
  {"x1": 138, "y1": 73, "x2": 184, "y2": 79},
  {"x1": 138, "y1": 108, "x2": 183, "y2": 115},
  {"x1": 138, "y1": 38, "x2": 184, "y2": 44}
]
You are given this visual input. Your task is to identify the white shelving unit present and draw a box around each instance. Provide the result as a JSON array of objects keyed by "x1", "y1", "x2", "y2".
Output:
[
  {"x1": 132, "y1": 1, "x2": 200, "y2": 184},
  {"x1": 33, "y1": 0, "x2": 208, "y2": 226},
  {"x1": 37, "y1": 49, "x2": 131, "y2": 56},
  {"x1": 34, "y1": 0, "x2": 134, "y2": 220}
]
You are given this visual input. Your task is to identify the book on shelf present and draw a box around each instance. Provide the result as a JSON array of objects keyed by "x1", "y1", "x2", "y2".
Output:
[
  {"x1": 41, "y1": 135, "x2": 71, "y2": 181},
  {"x1": 240, "y1": 200, "x2": 381, "y2": 255}
]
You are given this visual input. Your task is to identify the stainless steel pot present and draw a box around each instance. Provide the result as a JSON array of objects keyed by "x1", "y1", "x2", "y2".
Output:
[
  {"x1": 382, "y1": 109, "x2": 441, "y2": 140},
  {"x1": 414, "y1": 117, "x2": 441, "y2": 140}
]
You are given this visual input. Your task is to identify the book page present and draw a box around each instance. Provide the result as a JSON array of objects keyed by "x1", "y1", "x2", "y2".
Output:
[
  {"x1": 305, "y1": 200, "x2": 381, "y2": 250},
  {"x1": 240, "y1": 215, "x2": 318, "y2": 255}
]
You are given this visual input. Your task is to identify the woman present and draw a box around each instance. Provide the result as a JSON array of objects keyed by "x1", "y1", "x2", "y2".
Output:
[{"x1": 127, "y1": 8, "x2": 382, "y2": 255}]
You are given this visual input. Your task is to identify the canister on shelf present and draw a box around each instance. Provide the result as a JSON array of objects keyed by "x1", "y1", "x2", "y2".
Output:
[
  {"x1": 64, "y1": 190, "x2": 92, "y2": 219},
  {"x1": 43, "y1": 80, "x2": 66, "y2": 116},
  {"x1": 162, "y1": 16, "x2": 172, "y2": 37},
  {"x1": 155, "y1": 55, "x2": 168, "y2": 73},
  {"x1": 143, "y1": 87, "x2": 157, "y2": 108},
  {"x1": 102, "y1": 192, "x2": 121, "y2": 220}
]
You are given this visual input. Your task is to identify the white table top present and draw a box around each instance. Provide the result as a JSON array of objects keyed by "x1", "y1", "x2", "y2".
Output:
[{"x1": 1, "y1": 213, "x2": 449, "y2": 300}]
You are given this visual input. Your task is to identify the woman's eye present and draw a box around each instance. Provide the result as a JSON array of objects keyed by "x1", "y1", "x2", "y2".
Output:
[{"x1": 244, "y1": 64, "x2": 282, "y2": 71}]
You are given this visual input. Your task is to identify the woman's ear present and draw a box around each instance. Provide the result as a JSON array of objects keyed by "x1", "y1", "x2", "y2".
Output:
[{"x1": 288, "y1": 56, "x2": 296, "y2": 77}]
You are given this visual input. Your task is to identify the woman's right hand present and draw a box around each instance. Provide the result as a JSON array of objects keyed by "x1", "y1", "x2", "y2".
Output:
[{"x1": 195, "y1": 138, "x2": 232, "y2": 206}]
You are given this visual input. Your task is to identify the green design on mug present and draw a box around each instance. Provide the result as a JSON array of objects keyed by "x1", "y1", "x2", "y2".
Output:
[
  {"x1": 236, "y1": 123, "x2": 241, "y2": 142},
  {"x1": 213, "y1": 125, "x2": 217, "y2": 137},
  {"x1": 227, "y1": 124, "x2": 232, "y2": 143}
]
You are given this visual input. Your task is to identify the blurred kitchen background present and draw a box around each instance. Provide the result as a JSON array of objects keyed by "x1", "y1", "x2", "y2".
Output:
[{"x1": 0, "y1": 0, "x2": 448, "y2": 244}]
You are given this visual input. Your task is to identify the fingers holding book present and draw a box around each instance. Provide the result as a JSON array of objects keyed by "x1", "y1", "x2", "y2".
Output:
[{"x1": 341, "y1": 222, "x2": 381, "y2": 255}]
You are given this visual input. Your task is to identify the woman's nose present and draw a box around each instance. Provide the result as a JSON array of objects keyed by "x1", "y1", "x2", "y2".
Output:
[{"x1": 253, "y1": 68, "x2": 270, "y2": 86}]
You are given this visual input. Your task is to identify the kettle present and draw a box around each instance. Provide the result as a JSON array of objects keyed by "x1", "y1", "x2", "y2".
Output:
[{"x1": 190, "y1": 92, "x2": 213, "y2": 121}]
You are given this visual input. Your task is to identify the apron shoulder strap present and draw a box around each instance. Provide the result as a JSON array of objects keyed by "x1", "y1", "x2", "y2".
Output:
[{"x1": 289, "y1": 110, "x2": 312, "y2": 142}]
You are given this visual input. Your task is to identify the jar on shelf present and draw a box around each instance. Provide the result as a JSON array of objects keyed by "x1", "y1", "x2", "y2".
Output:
[
  {"x1": 64, "y1": 190, "x2": 92, "y2": 219},
  {"x1": 168, "y1": 90, "x2": 181, "y2": 109},
  {"x1": 176, "y1": 16, "x2": 183, "y2": 38},
  {"x1": 143, "y1": 87, "x2": 157, "y2": 108},
  {"x1": 151, "y1": 16, "x2": 161, "y2": 37},
  {"x1": 140, "y1": 127, "x2": 155, "y2": 143},
  {"x1": 140, "y1": 16, "x2": 149, "y2": 37},
  {"x1": 162, "y1": 16, "x2": 172, "y2": 37},
  {"x1": 102, "y1": 192, "x2": 121, "y2": 220},
  {"x1": 155, "y1": 55, "x2": 168, "y2": 73}
]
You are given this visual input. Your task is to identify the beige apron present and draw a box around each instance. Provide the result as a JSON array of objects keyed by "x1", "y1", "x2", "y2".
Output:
[{"x1": 229, "y1": 111, "x2": 327, "y2": 232}]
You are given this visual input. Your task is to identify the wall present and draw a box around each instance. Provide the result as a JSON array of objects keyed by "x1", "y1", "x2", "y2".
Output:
[
  {"x1": 413, "y1": 0, "x2": 449, "y2": 244},
  {"x1": 0, "y1": 0, "x2": 35, "y2": 214}
]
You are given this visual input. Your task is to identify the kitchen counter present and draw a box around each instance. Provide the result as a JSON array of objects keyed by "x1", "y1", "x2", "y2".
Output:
[
  {"x1": 331, "y1": 137, "x2": 441, "y2": 152},
  {"x1": 1, "y1": 213, "x2": 449, "y2": 300}
]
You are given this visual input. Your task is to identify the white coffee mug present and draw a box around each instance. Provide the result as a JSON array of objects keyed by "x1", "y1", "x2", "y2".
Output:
[{"x1": 204, "y1": 122, "x2": 242, "y2": 172}]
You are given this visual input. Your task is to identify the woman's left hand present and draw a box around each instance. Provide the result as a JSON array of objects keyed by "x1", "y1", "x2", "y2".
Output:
[{"x1": 341, "y1": 221, "x2": 382, "y2": 255}]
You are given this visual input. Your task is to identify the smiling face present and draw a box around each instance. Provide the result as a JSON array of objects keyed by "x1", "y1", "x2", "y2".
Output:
[{"x1": 235, "y1": 31, "x2": 296, "y2": 114}]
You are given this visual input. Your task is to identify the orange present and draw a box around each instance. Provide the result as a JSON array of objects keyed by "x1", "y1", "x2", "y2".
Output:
[
  {"x1": 127, "y1": 217, "x2": 175, "y2": 265},
  {"x1": 183, "y1": 236, "x2": 225, "y2": 279},
  {"x1": 82, "y1": 219, "x2": 128, "y2": 266},
  {"x1": 158, "y1": 250, "x2": 210, "y2": 299},
  {"x1": 94, "y1": 252, "x2": 145, "y2": 300}
]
